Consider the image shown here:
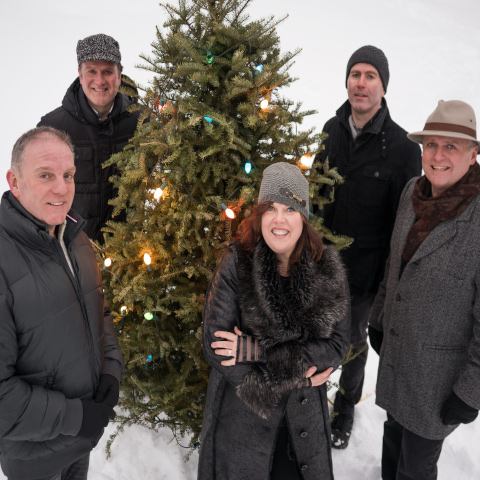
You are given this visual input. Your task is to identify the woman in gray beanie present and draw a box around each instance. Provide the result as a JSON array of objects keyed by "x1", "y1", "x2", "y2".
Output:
[{"x1": 198, "y1": 162, "x2": 350, "y2": 480}]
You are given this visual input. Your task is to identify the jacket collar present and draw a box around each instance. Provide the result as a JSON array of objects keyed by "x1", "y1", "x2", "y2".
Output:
[
  {"x1": 62, "y1": 77, "x2": 136, "y2": 129},
  {"x1": 336, "y1": 97, "x2": 389, "y2": 136},
  {"x1": 399, "y1": 181, "x2": 479, "y2": 265},
  {"x1": 0, "y1": 191, "x2": 86, "y2": 253}
]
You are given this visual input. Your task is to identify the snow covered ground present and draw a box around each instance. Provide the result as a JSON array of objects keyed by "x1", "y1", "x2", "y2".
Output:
[{"x1": 1, "y1": 344, "x2": 476, "y2": 480}]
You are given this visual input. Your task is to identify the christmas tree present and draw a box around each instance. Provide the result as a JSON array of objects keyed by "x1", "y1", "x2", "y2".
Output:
[{"x1": 99, "y1": 0, "x2": 349, "y2": 450}]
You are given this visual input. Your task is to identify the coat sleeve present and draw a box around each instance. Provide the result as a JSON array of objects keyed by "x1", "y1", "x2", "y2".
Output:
[
  {"x1": 101, "y1": 297, "x2": 125, "y2": 382},
  {"x1": 0, "y1": 291, "x2": 82, "y2": 441},
  {"x1": 453, "y1": 267, "x2": 480, "y2": 410},
  {"x1": 301, "y1": 277, "x2": 351, "y2": 372},
  {"x1": 202, "y1": 245, "x2": 253, "y2": 387}
]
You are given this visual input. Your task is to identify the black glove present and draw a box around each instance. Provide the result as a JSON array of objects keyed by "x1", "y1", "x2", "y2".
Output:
[
  {"x1": 440, "y1": 392, "x2": 478, "y2": 426},
  {"x1": 93, "y1": 374, "x2": 120, "y2": 407},
  {"x1": 368, "y1": 326, "x2": 383, "y2": 356},
  {"x1": 78, "y1": 399, "x2": 116, "y2": 439}
]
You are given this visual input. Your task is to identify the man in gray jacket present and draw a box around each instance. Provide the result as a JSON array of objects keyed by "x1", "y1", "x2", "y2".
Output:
[
  {"x1": 0, "y1": 127, "x2": 124, "y2": 480},
  {"x1": 369, "y1": 100, "x2": 480, "y2": 479}
]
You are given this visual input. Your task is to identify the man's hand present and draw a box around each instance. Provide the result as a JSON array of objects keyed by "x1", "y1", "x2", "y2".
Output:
[
  {"x1": 368, "y1": 325, "x2": 383, "y2": 356},
  {"x1": 93, "y1": 374, "x2": 120, "y2": 407},
  {"x1": 78, "y1": 399, "x2": 115, "y2": 440},
  {"x1": 441, "y1": 391, "x2": 478, "y2": 426}
]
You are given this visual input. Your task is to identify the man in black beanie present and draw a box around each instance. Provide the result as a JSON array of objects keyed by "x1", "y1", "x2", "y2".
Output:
[
  {"x1": 38, "y1": 34, "x2": 144, "y2": 244},
  {"x1": 314, "y1": 45, "x2": 422, "y2": 448}
]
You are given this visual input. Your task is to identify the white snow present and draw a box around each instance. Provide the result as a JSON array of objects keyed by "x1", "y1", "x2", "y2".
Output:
[{"x1": 2, "y1": 345, "x2": 476, "y2": 480}]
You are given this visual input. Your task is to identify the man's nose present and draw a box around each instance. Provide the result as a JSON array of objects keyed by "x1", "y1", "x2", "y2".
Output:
[
  {"x1": 52, "y1": 177, "x2": 68, "y2": 195},
  {"x1": 94, "y1": 72, "x2": 106, "y2": 84},
  {"x1": 433, "y1": 147, "x2": 445, "y2": 161}
]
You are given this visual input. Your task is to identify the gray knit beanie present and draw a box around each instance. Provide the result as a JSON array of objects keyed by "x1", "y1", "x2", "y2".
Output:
[
  {"x1": 345, "y1": 45, "x2": 389, "y2": 93},
  {"x1": 77, "y1": 34, "x2": 121, "y2": 66},
  {"x1": 258, "y1": 162, "x2": 309, "y2": 219}
]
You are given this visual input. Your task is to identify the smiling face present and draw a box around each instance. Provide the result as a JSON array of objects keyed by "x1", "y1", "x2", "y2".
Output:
[
  {"x1": 261, "y1": 202, "x2": 304, "y2": 269},
  {"x1": 422, "y1": 135, "x2": 478, "y2": 197},
  {"x1": 79, "y1": 60, "x2": 121, "y2": 118},
  {"x1": 7, "y1": 136, "x2": 76, "y2": 236},
  {"x1": 347, "y1": 63, "x2": 385, "y2": 123}
]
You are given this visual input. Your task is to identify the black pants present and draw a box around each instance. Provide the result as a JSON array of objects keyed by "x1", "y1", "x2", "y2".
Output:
[
  {"x1": 27, "y1": 454, "x2": 90, "y2": 480},
  {"x1": 382, "y1": 413, "x2": 444, "y2": 480},
  {"x1": 333, "y1": 293, "x2": 375, "y2": 415}
]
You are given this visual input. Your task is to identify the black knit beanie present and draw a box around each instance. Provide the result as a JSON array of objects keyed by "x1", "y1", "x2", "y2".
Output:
[{"x1": 345, "y1": 45, "x2": 389, "y2": 93}]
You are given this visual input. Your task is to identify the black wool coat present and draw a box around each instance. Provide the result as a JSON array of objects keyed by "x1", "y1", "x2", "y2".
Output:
[
  {"x1": 38, "y1": 77, "x2": 143, "y2": 243},
  {"x1": 198, "y1": 241, "x2": 350, "y2": 480},
  {"x1": 315, "y1": 99, "x2": 422, "y2": 296}
]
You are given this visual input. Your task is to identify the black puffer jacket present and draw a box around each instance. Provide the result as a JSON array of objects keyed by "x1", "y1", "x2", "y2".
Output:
[
  {"x1": 38, "y1": 77, "x2": 142, "y2": 243},
  {"x1": 315, "y1": 99, "x2": 422, "y2": 295},
  {"x1": 0, "y1": 192, "x2": 124, "y2": 480},
  {"x1": 198, "y1": 241, "x2": 350, "y2": 480}
]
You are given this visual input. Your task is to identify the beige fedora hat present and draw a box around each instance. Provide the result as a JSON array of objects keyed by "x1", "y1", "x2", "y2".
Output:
[{"x1": 407, "y1": 100, "x2": 480, "y2": 150}]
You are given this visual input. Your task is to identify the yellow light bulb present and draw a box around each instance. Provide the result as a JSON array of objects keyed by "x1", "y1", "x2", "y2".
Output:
[
  {"x1": 153, "y1": 182, "x2": 168, "y2": 200},
  {"x1": 225, "y1": 208, "x2": 235, "y2": 219},
  {"x1": 104, "y1": 257, "x2": 112, "y2": 267},
  {"x1": 144, "y1": 253, "x2": 152, "y2": 265},
  {"x1": 121, "y1": 306, "x2": 127, "y2": 316},
  {"x1": 299, "y1": 154, "x2": 314, "y2": 169},
  {"x1": 260, "y1": 99, "x2": 269, "y2": 110}
]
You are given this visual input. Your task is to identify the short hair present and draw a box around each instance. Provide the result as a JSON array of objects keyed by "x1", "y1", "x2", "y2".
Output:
[
  {"x1": 236, "y1": 201, "x2": 324, "y2": 271},
  {"x1": 11, "y1": 127, "x2": 75, "y2": 174}
]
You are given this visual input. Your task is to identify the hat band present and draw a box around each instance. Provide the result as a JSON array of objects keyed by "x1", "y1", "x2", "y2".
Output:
[
  {"x1": 279, "y1": 187, "x2": 306, "y2": 207},
  {"x1": 424, "y1": 122, "x2": 476, "y2": 138}
]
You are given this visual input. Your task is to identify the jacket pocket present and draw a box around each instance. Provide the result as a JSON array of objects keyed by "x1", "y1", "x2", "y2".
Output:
[
  {"x1": 423, "y1": 344, "x2": 466, "y2": 353},
  {"x1": 355, "y1": 165, "x2": 392, "y2": 207}
]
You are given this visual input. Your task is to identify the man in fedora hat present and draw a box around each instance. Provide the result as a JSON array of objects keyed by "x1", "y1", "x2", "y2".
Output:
[
  {"x1": 314, "y1": 45, "x2": 422, "y2": 448},
  {"x1": 369, "y1": 99, "x2": 480, "y2": 479},
  {"x1": 38, "y1": 34, "x2": 144, "y2": 243}
]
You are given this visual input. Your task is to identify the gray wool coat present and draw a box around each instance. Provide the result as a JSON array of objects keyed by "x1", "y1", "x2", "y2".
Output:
[
  {"x1": 198, "y1": 242, "x2": 350, "y2": 479},
  {"x1": 369, "y1": 177, "x2": 480, "y2": 440}
]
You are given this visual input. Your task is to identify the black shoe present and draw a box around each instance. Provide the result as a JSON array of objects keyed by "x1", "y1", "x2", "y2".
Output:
[{"x1": 330, "y1": 413, "x2": 354, "y2": 449}]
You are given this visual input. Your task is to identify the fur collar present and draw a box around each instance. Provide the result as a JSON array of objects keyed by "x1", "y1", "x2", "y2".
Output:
[{"x1": 235, "y1": 240, "x2": 348, "y2": 418}]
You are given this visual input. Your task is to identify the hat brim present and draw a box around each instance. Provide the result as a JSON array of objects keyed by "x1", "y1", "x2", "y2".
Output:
[{"x1": 407, "y1": 130, "x2": 480, "y2": 152}]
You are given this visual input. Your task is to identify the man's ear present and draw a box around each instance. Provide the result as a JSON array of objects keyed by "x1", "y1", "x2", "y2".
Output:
[
  {"x1": 78, "y1": 66, "x2": 83, "y2": 85},
  {"x1": 6, "y1": 169, "x2": 20, "y2": 198}
]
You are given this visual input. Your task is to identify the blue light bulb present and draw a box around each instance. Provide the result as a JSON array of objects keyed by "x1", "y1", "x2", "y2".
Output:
[{"x1": 244, "y1": 162, "x2": 252, "y2": 174}]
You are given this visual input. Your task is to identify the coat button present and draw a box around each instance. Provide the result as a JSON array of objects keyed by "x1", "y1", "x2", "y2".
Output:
[
  {"x1": 390, "y1": 328, "x2": 396, "y2": 336},
  {"x1": 301, "y1": 398, "x2": 308, "y2": 405},
  {"x1": 300, "y1": 431, "x2": 308, "y2": 438},
  {"x1": 301, "y1": 465, "x2": 308, "y2": 471},
  {"x1": 374, "y1": 171, "x2": 380, "y2": 177}
]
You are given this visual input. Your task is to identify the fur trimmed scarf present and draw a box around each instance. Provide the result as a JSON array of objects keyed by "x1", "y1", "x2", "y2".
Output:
[{"x1": 235, "y1": 239, "x2": 348, "y2": 419}]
